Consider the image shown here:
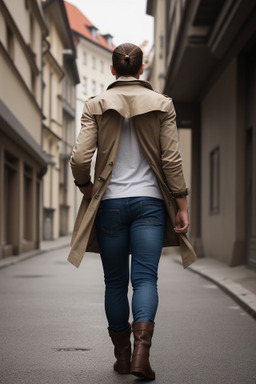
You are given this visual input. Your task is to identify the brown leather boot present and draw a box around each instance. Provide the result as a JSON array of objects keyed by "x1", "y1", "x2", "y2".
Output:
[
  {"x1": 130, "y1": 321, "x2": 155, "y2": 380},
  {"x1": 108, "y1": 326, "x2": 131, "y2": 374}
]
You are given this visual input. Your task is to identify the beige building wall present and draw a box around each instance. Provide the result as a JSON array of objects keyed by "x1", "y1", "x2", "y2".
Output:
[
  {"x1": 73, "y1": 35, "x2": 113, "y2": 213},
  {"x1": 146, "y1": 0, "x2": 192, "y2": 211},
  {"x1": 0, "y1": 0, "x2": 43, "y2": 144},
  {"x1": 42, "y1": 0, "x2": 78, "y2": 240},
  {"x1": 76, "y1": 39, "x2": 113, "y2": 144},
  {"x1": 151, "y1": 0, "x2": 256, "y2": 267},
  {"x1": 42, "y1": 36, "x2": 63, "y2": 239},
  {"x1": 201, "y1": 60, "x2": 237, "y2": 263},
  {"x1": 60, "y1": 53, "x2": 78, "y2": 236},
  {"x1": 0, "y1": 0, "x2": 48, "y2": 258},
  {"x1": 147, "y1": 0, "x2": 166, "y2": 92},
  {"x1": 76, "y1": 39, "x2": 113, "y2": 103}
]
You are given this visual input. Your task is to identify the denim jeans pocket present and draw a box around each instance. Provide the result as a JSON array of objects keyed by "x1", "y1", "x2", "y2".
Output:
[
  {"x1": 139, "y1": 201, "x2": 163, "y2": 225},
  {"x1": 98, "y1": 209, "x2": 121, "y2": 234}
]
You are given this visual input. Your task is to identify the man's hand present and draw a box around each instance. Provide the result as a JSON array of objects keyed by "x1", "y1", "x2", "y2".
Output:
[
  {"x1": 173, "y1": 195, "x2": 189, "y2": 234},
  {"x1": 174, "y1": 209, "x2": 189, "y2": 233},
  {"x1": 79, "y1": 181, "x2": 93, "y2": 199}
]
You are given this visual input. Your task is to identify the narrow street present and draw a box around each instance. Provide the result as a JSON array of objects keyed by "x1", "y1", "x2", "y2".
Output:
[{"x1": 0, "y1": 248, "x2": 255, "y2": 384}]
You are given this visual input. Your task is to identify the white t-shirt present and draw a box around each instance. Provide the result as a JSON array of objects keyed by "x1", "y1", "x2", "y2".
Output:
[{"x1": 102, "y1": 118, "x2": 163, "y2": 200}]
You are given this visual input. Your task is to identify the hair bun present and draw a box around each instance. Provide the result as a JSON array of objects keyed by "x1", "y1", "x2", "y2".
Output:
[{"x1": 112, "y1": 43, "x2": 142, "y2": 76}]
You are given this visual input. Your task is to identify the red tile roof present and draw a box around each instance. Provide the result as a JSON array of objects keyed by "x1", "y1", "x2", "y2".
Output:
[{"x1": 64, "y1": 1, "x2": 115, "y2": 52}]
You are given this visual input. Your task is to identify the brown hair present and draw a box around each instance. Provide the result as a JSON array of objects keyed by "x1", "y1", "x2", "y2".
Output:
[{"x1": 112, "y1": 43, "x2": 143, "y2": 77}]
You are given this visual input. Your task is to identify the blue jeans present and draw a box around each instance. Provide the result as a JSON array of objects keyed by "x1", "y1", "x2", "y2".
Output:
[{"x1": 95, "y1": 197, "x2": 166, "y2": 332}]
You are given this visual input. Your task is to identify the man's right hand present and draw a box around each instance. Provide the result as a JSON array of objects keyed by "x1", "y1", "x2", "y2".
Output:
[{"x1": 79, "y1": 181, "x2": 93, "y2": 199}]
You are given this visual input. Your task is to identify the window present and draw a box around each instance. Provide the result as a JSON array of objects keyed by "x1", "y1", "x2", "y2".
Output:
[
  {"x1": 23, "y1": 163, "x2": 33, "y2": 241},
  {"x1": 29, "y1": 13, "x2": 34, "y2": 49},
  {"x1": 82, "y1": 76, "x2": 87, "y2": 95},
  {"x1": 89, "y1": 26, "x2": 98, "y2": 40},
  {"x1": 92, "y1": 56, "x2": 96, "y2": 69},
  {"x1": 64, "y1": 76, "x2": 73, "y2": 105},
  {"x1": 210, "y1": 146, "x2": 220, "y2": 214},
  {"x1": 31, "y1": 72, "x2": 36, "y2": 97},
  {"x1": 6, "y1": 24, "x2": 14, "y2": 60},
  {"x1": 91, "y1": 80, "x2": 96, "y2": 95},
  {"x1": 103, "y1": 34, "x2": 113, "y2": 47},
  {"x1": 83, "y1": 51, "x2": 87, "y2": 65},
  {"x1": 100, "y1": 84, "x2": 105, "y2": 93},
  {"x1": 100, "y1": 60, "x2": 104, "y2": 73},
  {"x1": 4, "y1": 151, "x2": 18, "y2": 249}
]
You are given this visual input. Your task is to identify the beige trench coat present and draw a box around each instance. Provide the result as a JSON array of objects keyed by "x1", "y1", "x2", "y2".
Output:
[{"x1": 68, "y1": 77, "x2": 197, "y2": 269}]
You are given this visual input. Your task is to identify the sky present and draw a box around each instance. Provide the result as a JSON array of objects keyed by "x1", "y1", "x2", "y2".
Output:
[{"x1": 65, "y1": 0, "x2": 154, "y2": 49}]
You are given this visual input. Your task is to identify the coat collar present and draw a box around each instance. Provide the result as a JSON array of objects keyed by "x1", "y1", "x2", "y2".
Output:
[
  {"x1": 107, "y1": 76, "x2": 154, "y2": 91},
  {"x1": 87, "y1": 76, "x2": 171, "y2": 119}
]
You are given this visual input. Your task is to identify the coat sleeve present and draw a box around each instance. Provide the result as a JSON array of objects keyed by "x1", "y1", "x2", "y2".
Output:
[
  {"x1": 160, "y1": 100, "x2": 188, "y2": 196},
  {"x1": 70, "y1": 102, "x2": 98, "y2": 185}
]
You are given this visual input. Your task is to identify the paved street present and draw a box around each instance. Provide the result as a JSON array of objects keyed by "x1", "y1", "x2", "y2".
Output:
[{"x1": 0, "y1": 247, "x2": 256, "y2": 384}]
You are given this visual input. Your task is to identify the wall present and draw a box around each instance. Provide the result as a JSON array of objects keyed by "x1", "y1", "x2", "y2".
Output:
[
  {"x1": 201, "y1": 59, "x2": 237, "y2": 263},
  {"x1": 0, "y1": 0, "x2": 42, "y2": 145},
  {"x1": 147, "y1": 0, "x2": 166, "y2": 92},
  {"x1": 74, "y1": 38, "x2": 113, "y2": 214},
  {"x1": 76, "y1": 38, "x2": 113, "y2": 132},
  {"x1": 0, "y1": 0, "x2": 47, "y2": 258}
]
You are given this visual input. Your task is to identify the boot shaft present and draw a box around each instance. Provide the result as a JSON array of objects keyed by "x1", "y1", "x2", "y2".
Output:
[
  {"x1": 108, "y1": 326, "x2": 131, "y2": 375},
  {"x1": 131, "y1": 321, "x2": 155, "y2": 380},
  {"x1": 108, "y1": 326, "x2": 131, "y2": 349}
]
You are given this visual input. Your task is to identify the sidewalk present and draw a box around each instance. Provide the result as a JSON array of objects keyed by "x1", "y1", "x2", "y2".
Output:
[
  {"x1": 0, "y1": 238, "x2": 256, "y2": 319},
  {"x1": 173, "y1": 254, "x2": 256, "y2": 320},
  {"x1": 0, "y1": 236, "x2": 71, "y2": 270}
]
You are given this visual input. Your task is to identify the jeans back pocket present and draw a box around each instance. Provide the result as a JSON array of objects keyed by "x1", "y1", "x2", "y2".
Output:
[
  {"x1": 139, "y1": 201, "x2": 164, "y2": 225},
  {"x1": 98, "y1": 209, "x2": 121, "y2": 234}
]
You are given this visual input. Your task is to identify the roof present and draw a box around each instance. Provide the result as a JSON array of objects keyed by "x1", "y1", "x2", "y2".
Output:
[{"x1": 64, "y1": 1, "x2": 115, "y2": 52}]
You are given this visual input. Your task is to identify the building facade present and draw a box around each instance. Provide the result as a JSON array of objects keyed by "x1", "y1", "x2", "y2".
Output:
[
  {"x1": 42, "y1": 0, "x2": 79, "y2": 240},
  {"x1": 65, "y1": 2, "x2": 114, "y2": 127},
  {"x1": 146, "y1": 0, "x2": 192, "y2": 213},
  {"x1": 147, "y1": 0, "x2": 256, "y2": 268},
  {"x1": 60, "y1": 46, "x2": 79, "y2": 236},
  {"x1": 0, "y1": 0, "x2": 49, "y2": 258},
  {"x1": 145, "y1": 0, "x2": 166, "y2": 93},
  {"x1": 65, "y1": 1, "x2": 114, "y2": 211}
]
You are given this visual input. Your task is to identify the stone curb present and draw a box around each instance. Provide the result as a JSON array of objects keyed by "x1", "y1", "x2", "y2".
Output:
[
  {"x1": 0, "y1": 242, "x2": 70, "y2": 270},
  {"x1": 174, "y1": 257, "x2": 256, "y2": 320}
]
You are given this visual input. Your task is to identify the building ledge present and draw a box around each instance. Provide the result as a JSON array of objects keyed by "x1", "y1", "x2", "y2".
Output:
[{"x1": 0, "y1": 100, "x2": 50, "y2": 169}]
